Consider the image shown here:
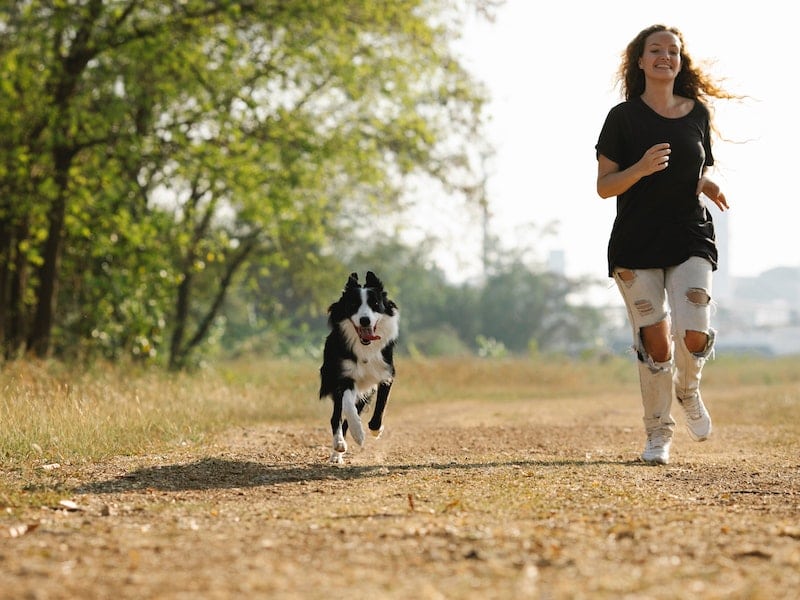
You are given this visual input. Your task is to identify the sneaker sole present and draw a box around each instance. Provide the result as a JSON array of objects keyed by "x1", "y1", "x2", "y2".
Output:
[
  {"x1": 640, "y1": 455, "x2": 669, "y2": 465},
  {"x1": 686, "y1": 423, "x2": 712, "y2": 442}
]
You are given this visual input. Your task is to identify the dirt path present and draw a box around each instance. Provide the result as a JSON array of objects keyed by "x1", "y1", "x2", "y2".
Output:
[{"x1": 2, "y1": 393, "x2": 799, "y2": 599}]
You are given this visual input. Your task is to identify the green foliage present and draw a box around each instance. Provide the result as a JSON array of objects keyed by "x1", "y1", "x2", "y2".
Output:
[
  {"x1": 0, "y1": 1, "x2": 493, "y2": 367},
  {"x1": 475, "y1": 334, "x2": 507, "y2": 358}
]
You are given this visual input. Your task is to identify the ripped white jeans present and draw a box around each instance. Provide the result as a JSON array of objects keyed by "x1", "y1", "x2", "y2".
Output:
[{"x1": 614, "y1": 256, "x2": 716, "y2": 431}]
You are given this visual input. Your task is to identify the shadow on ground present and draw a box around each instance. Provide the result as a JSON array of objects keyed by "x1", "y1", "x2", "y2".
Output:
[{"x1": 71, "y1": 456, "x2": 635, "y2": 494}]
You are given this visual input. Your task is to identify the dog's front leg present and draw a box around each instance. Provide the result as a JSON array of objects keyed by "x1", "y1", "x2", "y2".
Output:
[
  {"x1": 330, "y1": 392, "x2": 347, "y2": 464},
  {"x1": 368, "y1": 380, "x2": 392, "y2": 438},
  {"x1": 342, "y1": 388, "x2": 365, "y2": 446}
]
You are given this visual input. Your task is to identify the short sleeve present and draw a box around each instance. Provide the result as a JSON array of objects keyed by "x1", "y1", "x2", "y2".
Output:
[{"x1": 595, "y1": 103, "x2": 627, "y2": 164}]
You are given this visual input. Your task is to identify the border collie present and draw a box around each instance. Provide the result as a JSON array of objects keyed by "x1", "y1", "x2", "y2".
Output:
[{"x1": 319, "y1": 271, "x2": 399, "y2": 464}]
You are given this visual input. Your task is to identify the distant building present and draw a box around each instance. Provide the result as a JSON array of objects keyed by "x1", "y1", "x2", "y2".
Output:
[{"x1": 716, "y1": 266, "x2": 800, "y2": 356}]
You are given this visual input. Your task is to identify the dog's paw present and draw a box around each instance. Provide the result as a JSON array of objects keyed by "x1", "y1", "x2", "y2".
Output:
[
  {"x1": 333, "y1": 436, "x2": 347, "y2": 454},
  {"x1": 329, "y1": 451, "x2": 344, "y2": 465},
  {"x1": 369, "y1": 425, "x2": 384, "y2": 439}
]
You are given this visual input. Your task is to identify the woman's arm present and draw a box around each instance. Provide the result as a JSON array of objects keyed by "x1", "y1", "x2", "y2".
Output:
[{"x1": 596, "y1": 142, "x2": 671, "y2": 198}]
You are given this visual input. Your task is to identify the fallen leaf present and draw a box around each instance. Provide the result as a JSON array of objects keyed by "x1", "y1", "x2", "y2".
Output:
[{"x1": 57, "y1": 500, "x2": 83, "y2": 512}]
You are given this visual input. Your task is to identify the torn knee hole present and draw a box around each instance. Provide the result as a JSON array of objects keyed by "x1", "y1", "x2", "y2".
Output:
[
  {"x1": 640, "y1": 323, "x2": 671, "y2": 363},
  {"x1": 618, "y1": 269, "x2": 636, "y2": 282},
  {"x1": 684, "y1": 329, "x2": 709, "y2": 353},
  {"x1": 685, "y1": 287, "x2": 710, "y2": 305},
  {"x1": 633, "y1": 299, "x2": 654, "y2": 316}
]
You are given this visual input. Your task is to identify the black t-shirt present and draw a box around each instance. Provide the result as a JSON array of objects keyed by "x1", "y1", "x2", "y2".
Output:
[{"x1": 595, "y1": 96, "x2": 718, "y2": 277}]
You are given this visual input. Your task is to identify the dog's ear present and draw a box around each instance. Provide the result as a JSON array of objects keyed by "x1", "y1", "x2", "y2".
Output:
[
  {"x1": 365, "y1": 270, "x2": 383, "y2": 290},
  {"x1": 345, "y1": 272, "x2": 359, "y2": 290}
]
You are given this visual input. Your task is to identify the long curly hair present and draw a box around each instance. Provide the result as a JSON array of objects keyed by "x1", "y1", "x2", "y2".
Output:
[{"x1": 618, "y1": 24, "x2": 735, "y2": 103}]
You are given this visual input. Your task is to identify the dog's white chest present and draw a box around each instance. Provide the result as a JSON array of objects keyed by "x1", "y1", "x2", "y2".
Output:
[{"x1": 342, "y1": 354, "x2": 391, "y2": 391}]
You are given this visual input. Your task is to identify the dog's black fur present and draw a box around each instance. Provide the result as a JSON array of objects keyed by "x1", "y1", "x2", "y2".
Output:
[{"x1": 319, "y1": 271, "x2": 399, "y2": 464}]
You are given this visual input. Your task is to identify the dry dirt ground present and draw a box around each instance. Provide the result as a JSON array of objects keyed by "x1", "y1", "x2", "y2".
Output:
[{"x1": 2, "y1": 392, "x2": 799, "y2": 599}]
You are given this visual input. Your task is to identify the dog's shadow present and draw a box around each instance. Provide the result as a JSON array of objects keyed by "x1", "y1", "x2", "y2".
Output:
[{"x1": 73, "y1": 456, "x2": 633, "y2": 495}]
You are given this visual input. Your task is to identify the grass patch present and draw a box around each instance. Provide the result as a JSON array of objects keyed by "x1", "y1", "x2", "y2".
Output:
[
  {"x1": 0, "y1": 359, "x2": 318, "y2": 465},
  {"x1": 1, "y1": 353, "x2": 796, "y2": 467}
]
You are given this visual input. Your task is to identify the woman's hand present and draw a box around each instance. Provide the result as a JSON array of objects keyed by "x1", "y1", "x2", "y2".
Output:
[
  {"x1": 639, "y1": 142, "x2": 671, "y2": 176},
  {"x1": 697, "y1": 177, "x2": 729, "y2": 211}
]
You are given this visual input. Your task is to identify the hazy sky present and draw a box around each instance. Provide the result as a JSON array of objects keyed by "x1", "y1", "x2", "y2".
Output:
[{"x1": 436, "y1": 0, "x2": 797, "y2": 282}]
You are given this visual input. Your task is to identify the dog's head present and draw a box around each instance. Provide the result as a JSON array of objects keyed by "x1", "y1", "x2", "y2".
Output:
[{"x1": 328, "y1": 271, "x2": 398, "y2": 346}]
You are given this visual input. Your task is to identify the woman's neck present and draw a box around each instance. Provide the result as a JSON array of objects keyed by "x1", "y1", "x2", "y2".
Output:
[
  {"x1": 641, "y1": 83, "x2": 676, "y2": 111},
  {"x1": 640, "y1": 84, "x2": 691, "y2": 118}
]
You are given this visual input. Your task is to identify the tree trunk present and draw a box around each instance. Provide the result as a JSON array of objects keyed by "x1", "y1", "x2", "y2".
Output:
[
  {"x1": 168, "y1": 237, "x2": 257, "y2": 370},
  {"x1": 169, "y1": 270, "x2": 194, "y2": 371},
  {"x1": 27, "y1": 158, "x2": 70, "y2": 357}
]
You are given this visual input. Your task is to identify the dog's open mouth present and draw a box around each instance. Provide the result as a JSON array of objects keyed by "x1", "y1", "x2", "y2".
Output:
[{"x1": 355, "y1": 325, "x2": 381, "y2": 345}]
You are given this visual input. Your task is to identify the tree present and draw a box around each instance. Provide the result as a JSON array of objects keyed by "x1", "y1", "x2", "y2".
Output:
[{"x1": 0, "y1": 0, "x2": 496, "y2": 366}]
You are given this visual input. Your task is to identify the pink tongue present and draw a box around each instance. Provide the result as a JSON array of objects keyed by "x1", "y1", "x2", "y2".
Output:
[{"x1": 359, "y1": 327, "x2": 380, "y2": 341}]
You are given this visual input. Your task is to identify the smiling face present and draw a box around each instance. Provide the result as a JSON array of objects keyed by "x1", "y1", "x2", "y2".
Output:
[{"x1": 638, "y1": 30, "x2": 682, "y2": 82}]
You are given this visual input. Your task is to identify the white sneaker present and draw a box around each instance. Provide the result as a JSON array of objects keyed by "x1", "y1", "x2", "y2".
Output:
[
  {"x1": 678, "y1": 394, "x2": 712, "y2": 441},
  {"x1": 641, "y1": 430, "x2": 672, "y2": 465}
]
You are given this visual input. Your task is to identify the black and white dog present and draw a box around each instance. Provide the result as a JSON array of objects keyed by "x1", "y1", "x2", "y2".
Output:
[{"x1": 319, "y1": 271, "x2": 399, "y2": 464}]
